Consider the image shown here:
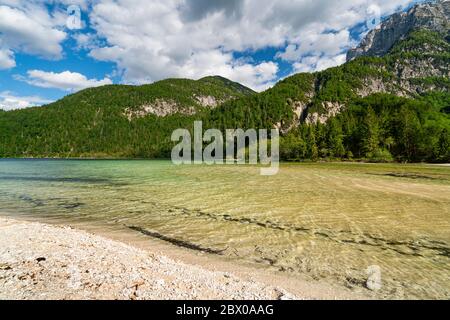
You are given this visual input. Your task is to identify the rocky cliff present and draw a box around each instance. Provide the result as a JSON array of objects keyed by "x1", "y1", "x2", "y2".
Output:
[
  {"x1": 293, "y1": 0, "x2": 450, "y2": 124},
  {"x1": 347, "y1": 0, "x2": 449, "y2": 61}
]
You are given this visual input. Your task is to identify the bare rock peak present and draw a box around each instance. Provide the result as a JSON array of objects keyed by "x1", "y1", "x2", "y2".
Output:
[{"x1": 347, "y1": 0, "x2": 449, "y2": 61}]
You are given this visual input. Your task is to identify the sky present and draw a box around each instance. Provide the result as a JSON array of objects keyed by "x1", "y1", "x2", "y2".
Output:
[{"x1": 0, "y1": 0, "x2": 425, "y2": 110}]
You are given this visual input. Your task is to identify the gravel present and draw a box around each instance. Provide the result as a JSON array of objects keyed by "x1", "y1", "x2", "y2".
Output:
[{"x1": 0, "y1": 217, "x2": 298, "y2": 300}]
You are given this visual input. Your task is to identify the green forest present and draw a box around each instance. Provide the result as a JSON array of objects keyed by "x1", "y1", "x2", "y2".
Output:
[
  {"x1": 279, "y1": 93, "x2": 450, "y2": 163},
  {"x1": 0, "y1": 30, "x2": 448, "y2": 163},
  {"x1": 1, "y1": 90, "x2": 448, "y2": 162}
]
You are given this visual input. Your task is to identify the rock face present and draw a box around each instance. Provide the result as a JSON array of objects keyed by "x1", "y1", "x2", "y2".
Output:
[
  {"x1": 347, "y1": 0, "x2": 449, "y2": 61},
  {"x1": 123, "y1": 94, "x2": 231, "y2": 120},
  {"x1": 124, "y1": 99, "x2": 196, "y2": 120},
  {"x1": 194, "y1": 95, "x2": 224, "y2": 108},
  {"x1": 292, "y1": 0, "x2": 450, "y2": 125},
  {"x1": 280, "y1": 1, "x2": 450, "y2": 127},
  {"x1": 305, "y1": 102, "x2": 344, "y2": 125}
]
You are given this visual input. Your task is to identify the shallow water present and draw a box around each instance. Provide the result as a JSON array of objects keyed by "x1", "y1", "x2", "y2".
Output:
[{"x1": 0, "y1": 159, "x2": 449, "y2": 299}]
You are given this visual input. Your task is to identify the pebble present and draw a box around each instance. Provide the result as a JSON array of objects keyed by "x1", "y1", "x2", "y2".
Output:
[{"x1": 0, "y1": 217, "x2": 300, "y2": 300}]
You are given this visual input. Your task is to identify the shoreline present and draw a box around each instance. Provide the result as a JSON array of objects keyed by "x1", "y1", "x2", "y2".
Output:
[
  {"x1": 0, "y1": 216, "x2": 365, "y2": 300},
  {"x1": 1, "y1": 158, "x2": 448, "y2": 166}
]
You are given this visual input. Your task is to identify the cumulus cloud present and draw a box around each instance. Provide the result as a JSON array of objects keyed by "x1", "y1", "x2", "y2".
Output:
[
  {"x1": 87, "y1": 0, "x2": 283, "y2": 90},
  {"x1": 17, "y1": 70, "x2": 113, "y2": 92},
  {"x1": 293, "y1": 54, "x2": 348, "y2": 73},
  {"x1": 0, "y1": 0, "x2": 422, "y2": 90},
  {"x1": 0, "y1": 91, "x2": 52, "y2": 110},
  {"x1": 277, "y1": 29, "x2": 353, "y2": 62},
  {"x1": 85, "y1": 0, "x2": 420, "y2": 91},
  {"x1": 0, "y1": 3, "x2": 66, "y2": 63},
  {"x1": 0, "y1": 46, "x2": 15, "y2": 69},
  {"x1": 73, "y1": 33, "x2": 100, "y2": 51},
  {"x1": 180, "y1": 0, "x2": 243, "y2": 22}
]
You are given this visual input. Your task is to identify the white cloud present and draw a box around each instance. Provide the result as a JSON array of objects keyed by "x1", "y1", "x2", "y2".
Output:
[
  {"x1": 0, "y1": 46, "x2": 15, "y2": 69},
  {"x1": 73, "y1": 33, "x2": 100, "y2": 51},
  {"x1": 0, "y1": 91, "x2": 52, "y2": 110},
  {"x1": 0, "y1": 3, "x2": 67, "y2": 63},
  {"x1": 277, "y1": 29, "x2": 353, "y2": 62},
  {"x1": 0, "y1": 0, "x2": 422, "y2": 90},
  {"x1": 18, "y1": 70, "x2": 113, "y2": 92},
  {"x1": 86, "y1": 0, "x2": 287, "y2": 90},
  {"x1": 84, "y1": 0, "x2": 419, "y2": 90},
  {"x1": 293, "y1": 54, "x2": 347, "y2": 73}
]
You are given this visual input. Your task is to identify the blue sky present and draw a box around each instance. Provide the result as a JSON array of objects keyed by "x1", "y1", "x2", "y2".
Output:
[{"x1": 0, "y1": 0, "x2": 424, "y2": 110}]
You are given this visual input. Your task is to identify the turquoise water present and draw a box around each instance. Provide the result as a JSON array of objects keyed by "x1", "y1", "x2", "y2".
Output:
[{"x1": 0, "y1": 159, "x2": 449, "y2": 299}]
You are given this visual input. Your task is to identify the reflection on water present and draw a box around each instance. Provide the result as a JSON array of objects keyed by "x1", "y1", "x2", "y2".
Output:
[{"x1": 0, "y1": 159, "x2": 449, "y2": 299}]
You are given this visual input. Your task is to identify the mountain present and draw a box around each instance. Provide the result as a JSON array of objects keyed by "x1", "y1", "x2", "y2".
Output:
[
  {"x1": 0, "y1": 0, "x2": 448, "y2": 162},
  {"x1": 200, "y1": 0, "x2": 450, "y2": 161},
  {"x1": 0, "y1": 76, "x2": 254, "y2": 158},
  {"x1": 347, "y1": 0, "x2": 449, "y2": 60},
  {"x1": 269, "y1": 0, "x2": 449, "y2": 128}
]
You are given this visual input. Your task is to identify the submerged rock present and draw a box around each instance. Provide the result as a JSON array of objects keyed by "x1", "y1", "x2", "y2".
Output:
[{"x1": 366, "y1": 265, "x2": 382, "y2": 291}]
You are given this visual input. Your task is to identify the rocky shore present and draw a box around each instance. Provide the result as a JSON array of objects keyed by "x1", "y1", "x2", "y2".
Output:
[{"x1": 0, "y1": 217, "x2": 300, "y2": 300}]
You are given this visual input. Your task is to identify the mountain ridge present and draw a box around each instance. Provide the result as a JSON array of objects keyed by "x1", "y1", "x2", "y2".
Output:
[
  {"x1": 275, "y1": 0, "x2": 449, "y2": 128},
  {"x1": 347, "y1": 0, "x2": 449, "y2": 61},
  {"x1": 0, "y1": 0, "x2": 448, "y2": 162}
]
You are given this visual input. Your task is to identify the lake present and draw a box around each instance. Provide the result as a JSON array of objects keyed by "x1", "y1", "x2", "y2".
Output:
[{"x1": 0, "y1": 159, "x2": 449, "y2": 299}]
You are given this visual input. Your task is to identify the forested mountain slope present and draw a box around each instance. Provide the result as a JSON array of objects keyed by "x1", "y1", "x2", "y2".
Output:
[
  {"x1": 205, "y1": 1, "x2": 449, "y2": 162},
  {"x1": 0, "y1": 1, "x2": 448, "y2": 162},
  {"x1": 0, "y1": 76, "x2": 255, "y2": 158}
]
